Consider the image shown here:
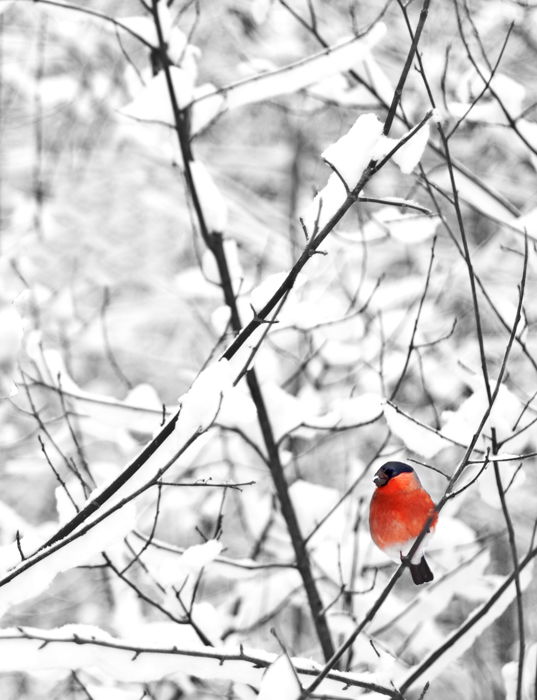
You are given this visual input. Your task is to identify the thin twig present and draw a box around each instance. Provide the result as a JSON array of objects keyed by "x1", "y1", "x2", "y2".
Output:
[{"x1": 491, "y1": 428, "x2": 525, "y2": 700}]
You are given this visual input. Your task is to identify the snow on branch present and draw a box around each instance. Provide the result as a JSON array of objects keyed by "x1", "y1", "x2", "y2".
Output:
[
  {"x1": 321, "y1": 113, "x2": 384, "y2": 190},
  {"x1": 301, "y1": 113, "x2": 384, "y2": 235},
  {"x1": 191, "y1": 23, "x2": 386, "y2": 114},
  {"x1": 119, "y1": 21, "x2": 386, "y2": 133},
  {"x1": 0, "y1": 626, "x2": 394, "y2": 697},
  {"x1": 0, "y1": 503, "x2": 136, "y2": 616},
  {"x1": 0, "y1": 360, "x2": 233, "y2": 614}
]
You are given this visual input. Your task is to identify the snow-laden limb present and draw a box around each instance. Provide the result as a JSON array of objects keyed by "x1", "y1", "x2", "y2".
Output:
[
  {"x1": 0, "y1": 626, "x2": 394, "y2": 696},
  {"x1": 321, "y1": 113, "x2": 384, "y2": 188},
  {"x1": 80, "y1": 359, "x2": 232, "y2": 502},
  {"x1": 398, "y1": 557, "x2": 534, "y2": 692},
  {"x1": 191, "y1": 24, "x2": 386, "y2": 116},
  {"x1": 0, "y1": 360, "x2": 232, "y2": 613},
  {"x1": 0, "y1": 503, "x2": 135, "y2": 617},
  {"x1": 302, "y1": 114, "x2": 384, "y2": 236},
  {"x1": 188, "y1": 27, "x2": 393, "y2": 131},
  {"x1": 0, "y1": 436, "x2": 202, "y2": 613}
]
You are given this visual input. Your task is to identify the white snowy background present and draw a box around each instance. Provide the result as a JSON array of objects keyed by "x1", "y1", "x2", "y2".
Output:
[{"x1": 1, "y1": 0, "x2": 537, "y2": 698}]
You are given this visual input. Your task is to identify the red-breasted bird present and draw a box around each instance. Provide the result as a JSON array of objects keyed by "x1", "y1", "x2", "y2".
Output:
[{"x1": 369, "y1": 461, "x2": 438, "y2": 585}]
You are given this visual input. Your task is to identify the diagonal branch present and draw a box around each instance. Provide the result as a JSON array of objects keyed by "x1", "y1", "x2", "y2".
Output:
[
  {"x1": 384, "y1": 0, "x2": 431, "y2": 135},
  {"x1": 150, "y1": 0, "x2": 336, "y2": 662}
]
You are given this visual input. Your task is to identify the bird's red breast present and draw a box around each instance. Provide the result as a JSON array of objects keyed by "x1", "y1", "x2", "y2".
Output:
[{"x1": 369, "y1": 470, "x2": 437, "y2": 552}]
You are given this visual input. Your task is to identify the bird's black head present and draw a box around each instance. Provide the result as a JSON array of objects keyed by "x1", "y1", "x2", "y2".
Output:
[{"x1": 373, "y1": 461, "x2": 414, "y2": 487}]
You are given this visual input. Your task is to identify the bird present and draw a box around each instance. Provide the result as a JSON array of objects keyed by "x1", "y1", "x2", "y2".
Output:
[{"x1": 369, "y1": 461, "x2": 438, "y2": 585}]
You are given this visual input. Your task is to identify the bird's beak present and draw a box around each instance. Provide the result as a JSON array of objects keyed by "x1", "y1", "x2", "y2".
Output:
[{"x1": 373, "y1": 468, "x2": 389, "y2": 487}]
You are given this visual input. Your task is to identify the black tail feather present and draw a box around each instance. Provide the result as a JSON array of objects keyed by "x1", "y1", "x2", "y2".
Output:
[{"x1": 409, "y1": 556, "x2": 434, "y2": 585}]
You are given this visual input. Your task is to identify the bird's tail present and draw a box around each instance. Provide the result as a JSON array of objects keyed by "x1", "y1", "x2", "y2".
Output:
[{"x1": 409, "y1": 556, "x2": 434, "y2": 585}]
